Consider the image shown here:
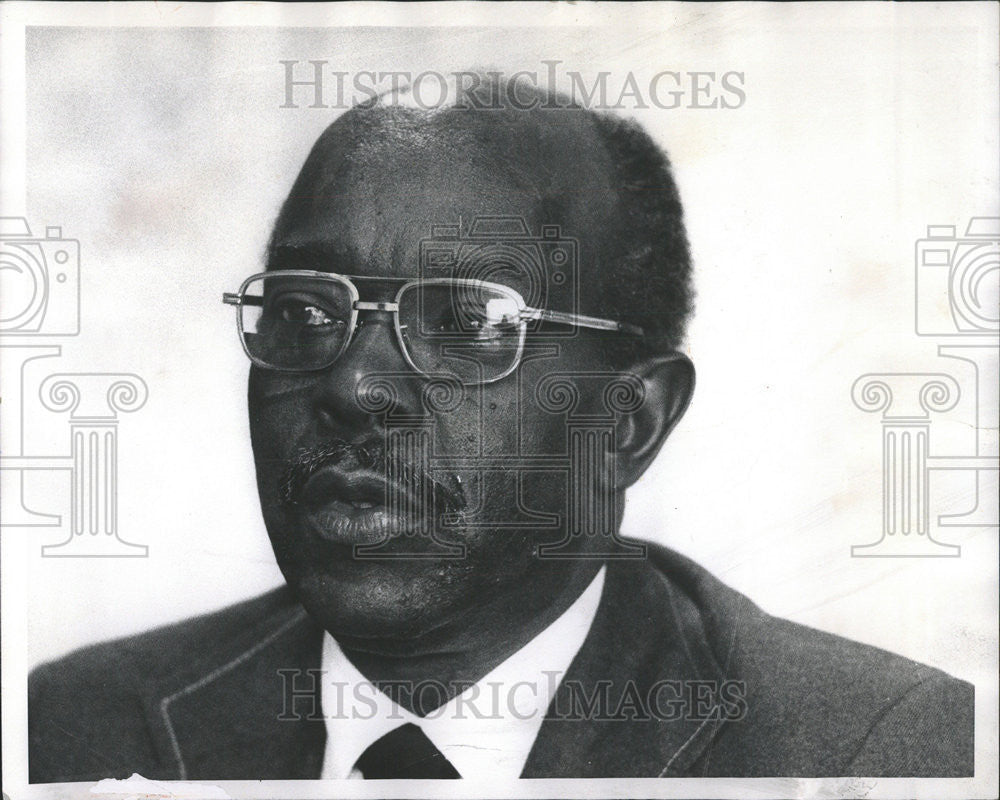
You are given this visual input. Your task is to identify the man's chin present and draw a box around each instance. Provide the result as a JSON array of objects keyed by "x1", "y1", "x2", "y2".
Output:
[{"x1": 283, "y1": 561, "x2": 469, "y2": 645}]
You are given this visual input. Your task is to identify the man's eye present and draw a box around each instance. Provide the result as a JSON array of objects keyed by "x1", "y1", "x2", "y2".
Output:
[
  {"x1": 428, "y1": 308, "x2": 472, "y2": 334},
  {"x1": 471, "y1": 319, "x2": 500, "y2": 337},
  {"x1": 466, "y1": 316, "x2": 517, "y2": 346},
  {"x1": 280, "y1": 302, "x2": 337, "y2": 327},
  {"x1": 425, "y1": 305, "x2": 518, "y2": 344}
]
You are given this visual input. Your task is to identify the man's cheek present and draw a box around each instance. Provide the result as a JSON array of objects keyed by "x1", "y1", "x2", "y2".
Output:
[
  {"x1": 249, "y1": 379, "x2": 314, "y2": 449},
  {"x1": 248, "y1": 371, "x2": 316, "y2": 422}
]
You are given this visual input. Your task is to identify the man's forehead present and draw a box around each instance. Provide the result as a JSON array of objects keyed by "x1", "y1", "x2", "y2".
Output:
[
  {"x1": 272, "y1": 163, "x2": 542, "y2": 274},
  {"x1": 269, "y1": 108, "x2": 619, "y2": 278}
]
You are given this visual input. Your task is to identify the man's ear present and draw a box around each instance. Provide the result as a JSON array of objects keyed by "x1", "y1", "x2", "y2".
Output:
[{"x1": 614, "y1": 351, "x2": 695, "y2": 489}]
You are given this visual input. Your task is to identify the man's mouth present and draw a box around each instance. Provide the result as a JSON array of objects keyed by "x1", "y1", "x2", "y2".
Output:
[
  {"x1": 300, "y1": 466, "x2": 387, "y2": 511},
  {"x1": 283, "y1": 443, "x2": 466, "y2": 548},
  {"x1": 295, "y1": 465, "x2": 403, "y2": 545}
]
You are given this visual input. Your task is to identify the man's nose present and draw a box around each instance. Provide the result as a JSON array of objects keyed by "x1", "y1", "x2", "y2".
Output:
[{"x1": 311, "y1": 313, "x2": 422, "y2": 434}]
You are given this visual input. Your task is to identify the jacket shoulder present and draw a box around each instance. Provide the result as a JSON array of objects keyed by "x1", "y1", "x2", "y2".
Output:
[
  {"x1": 642, "y1": 541, "x2": 974, "y2": 776},
  {"x1": 731, "y1": 611, "x2": 974, "y2": 776},
  {"x1": 29, "y1": 586, "x2": 298, "y2": 783}
]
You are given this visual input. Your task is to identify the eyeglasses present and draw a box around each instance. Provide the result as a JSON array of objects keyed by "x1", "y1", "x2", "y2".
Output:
[{"x1": 223, "y1": 270, "x2": 643, "y2": 385}]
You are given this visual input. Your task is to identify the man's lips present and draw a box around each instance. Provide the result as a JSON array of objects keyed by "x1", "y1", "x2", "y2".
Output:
[
  {"x1": 299, "y1": 466, "x2": 388, "y2": 511},
  {"x1": 296, "y1": 464, "x2": 426, "y2": 546}
]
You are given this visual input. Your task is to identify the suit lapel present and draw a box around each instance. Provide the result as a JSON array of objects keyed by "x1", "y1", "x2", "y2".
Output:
[
  {"x1": 143, "y1": 590, "x2": 326, "y2": 780},
  {"x1": 522, "y1": 550, "x2": 732, "y2": 777}
]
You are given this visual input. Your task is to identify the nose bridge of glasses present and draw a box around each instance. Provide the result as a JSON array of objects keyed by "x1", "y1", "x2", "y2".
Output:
[
  {"x1": 353, "y1": 300, "x2": 399, "y2": 313},
  {"x1": 342, "y1": 298, "x2": 409, "y2": 372}
]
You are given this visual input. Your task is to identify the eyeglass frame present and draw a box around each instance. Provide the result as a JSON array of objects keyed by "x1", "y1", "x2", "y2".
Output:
[{"x1": 223, "y1": 269, "x2": 644, "y2": 385}]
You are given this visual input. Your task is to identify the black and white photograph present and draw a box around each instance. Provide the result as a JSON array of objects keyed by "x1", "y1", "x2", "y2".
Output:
[{"x1": 1, "y1": 3, "x2": 997, "y2": 799}]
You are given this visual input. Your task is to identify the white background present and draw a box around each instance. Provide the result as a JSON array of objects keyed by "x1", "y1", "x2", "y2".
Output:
[{"x1": 2, "y1": 3, "x2": 997, "y2": 794}]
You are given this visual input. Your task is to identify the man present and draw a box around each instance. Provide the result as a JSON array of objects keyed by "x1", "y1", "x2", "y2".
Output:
[{"x1": 29, "y1": 75, "x2": 973, "y2": 782}]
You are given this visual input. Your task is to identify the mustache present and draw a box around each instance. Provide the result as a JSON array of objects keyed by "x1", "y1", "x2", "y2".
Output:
[{"x1": 278, "y1": 438, "x2": 467, "y2": 513}]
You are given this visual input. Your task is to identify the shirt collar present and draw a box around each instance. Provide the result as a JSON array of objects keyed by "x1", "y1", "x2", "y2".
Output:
[{"x1": 320, "y1": 565, "x2": 606, "y2": 779}]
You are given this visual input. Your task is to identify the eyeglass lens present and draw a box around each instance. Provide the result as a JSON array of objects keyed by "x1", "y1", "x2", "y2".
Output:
[{"x1": 239, "y1": 274, "x2": 524, "y2": 382}]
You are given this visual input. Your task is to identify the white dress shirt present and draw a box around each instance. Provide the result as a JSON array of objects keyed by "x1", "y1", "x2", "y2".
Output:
[{"x1": 319, "y1": 566, "x2": 606, "y2": 779}]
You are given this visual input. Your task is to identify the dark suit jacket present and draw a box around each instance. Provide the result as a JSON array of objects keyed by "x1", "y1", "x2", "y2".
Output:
[{"x1": 28, "y1": 541, "x2": 974, "y2": 781}]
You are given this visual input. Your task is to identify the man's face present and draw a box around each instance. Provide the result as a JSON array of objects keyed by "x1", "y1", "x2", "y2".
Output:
[{"x1": 249, "y1": 111, "x2": 628, "y2": 648}]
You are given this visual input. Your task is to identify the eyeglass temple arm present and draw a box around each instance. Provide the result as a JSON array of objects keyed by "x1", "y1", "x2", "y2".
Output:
[
  {"x1": 522, "y1": 307, "x2": 644, "y2": 337},
  {"x1": 223, "y1": 293, "x2": 262, "y2": 306}
]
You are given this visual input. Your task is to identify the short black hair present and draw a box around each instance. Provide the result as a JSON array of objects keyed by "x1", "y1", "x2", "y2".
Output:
[{"x1": 587, "y1": 110, "x2": 693, "y2": 354}]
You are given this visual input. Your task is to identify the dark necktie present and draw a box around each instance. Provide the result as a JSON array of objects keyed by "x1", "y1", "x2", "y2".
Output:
[{"x1": 354, "y1": 723, "x2": 461, "y2": 779}]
